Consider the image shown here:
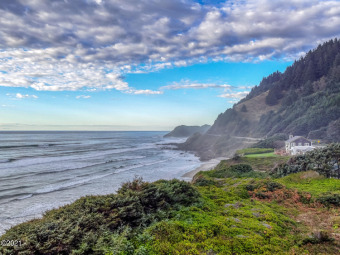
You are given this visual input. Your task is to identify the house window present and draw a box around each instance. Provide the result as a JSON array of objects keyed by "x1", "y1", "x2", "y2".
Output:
[
  {"x1": 304, "y1": 143, "x2": 309, "y2": 146},
  {"x1": 298, "y1": 143, "x2": 302, "y2": 146}
]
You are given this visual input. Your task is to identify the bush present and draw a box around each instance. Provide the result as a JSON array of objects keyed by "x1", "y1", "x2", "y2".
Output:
[
  {"x1": 193, "y1": 176, "x2": 216, "y2": 186},
  {"x1": 229, "y1": 164, "x2": 253, "y2": 173},
  {"x1": 208, "y1": 164, "x2": 253, "y2": 178},
  {"x1": 317, "y1": 193, "x2": 340, "y2": 207},
  {"x1": 266, "y1": 182, "x2": 283, "y2": 192},
  {"x1": 246, "y1": 184, "x2": 256, "y2": 191}
]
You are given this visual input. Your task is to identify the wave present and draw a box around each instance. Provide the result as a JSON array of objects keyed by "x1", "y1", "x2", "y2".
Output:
[
  {"x1": 0, "y1": 144, "x2": 154, "y2": 170},
  {"x1": 0, "y1": 155, "x2": 147, "y2": 182},
  {"x1": 0, "y1": 157, "x2": 174, "y2": 204},
  {"x1": 0, "y1": 158, "x2": 16, "y2": 163},
  {"x1": 0, "y1": 193, "x2": 35, "y2": 204},
  {"x1": 0, "y1": 185, "x2": 34, "y2": 193},
  {"x1": 0, "y1": 143, "x2": 59, "y2": 150},
  {"x1": 114, "y1": 157, "x2": 173, "y2": 174}
]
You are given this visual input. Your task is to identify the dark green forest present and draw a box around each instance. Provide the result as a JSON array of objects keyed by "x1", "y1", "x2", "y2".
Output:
[{"x1": 238, "y1": 39, "x2": 340, "y2": 138}]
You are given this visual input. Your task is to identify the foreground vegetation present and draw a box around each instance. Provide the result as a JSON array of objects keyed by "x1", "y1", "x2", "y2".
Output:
[{"x1": 1, "y1": 150, "x2": 340, "y2": 254}]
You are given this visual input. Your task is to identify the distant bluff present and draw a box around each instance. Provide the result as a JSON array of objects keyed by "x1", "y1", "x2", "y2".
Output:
[
  {"x1": 164, "y1": 124, "x2": 211, "y2": 138},
  {"x1": 180, "y1": 38, "x2": 340, "y2": 160}
]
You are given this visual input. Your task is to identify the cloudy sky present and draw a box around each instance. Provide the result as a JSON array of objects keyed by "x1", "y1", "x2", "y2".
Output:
[{"x1": 1, "y1": 0, "x2": 340, "y2": 130}]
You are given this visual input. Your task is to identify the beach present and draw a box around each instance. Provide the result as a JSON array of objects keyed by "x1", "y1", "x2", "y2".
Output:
[{"x1": 182, "y1": 157, "x2": 229, "y2": 179}]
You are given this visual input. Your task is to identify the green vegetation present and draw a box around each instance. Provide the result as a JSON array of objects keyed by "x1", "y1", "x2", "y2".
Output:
[
  {"x1": 202, "y1": 163, "x2": 267, "y2": 179},
  {"x1": 279, "y1": 171, "x2": 340, "y2": 196},
  {"x1": 143, "y1": 179, "x2": 300, "y2": 254},
  {"x1": 245, "y1": 39, "x2": 340, "y2": 138},
  {"x1": 2, "y1": 152, "x2": 340, "y2": 254},
  {"x1": 236, "y1": 147, "x2": 274, "y2": 155},
  {"x1": 221, "y1": 154, "x2": 290, "y2": 172},
  {"x1": 245, "y1": 152, "x2": 277, "y2": 158}
]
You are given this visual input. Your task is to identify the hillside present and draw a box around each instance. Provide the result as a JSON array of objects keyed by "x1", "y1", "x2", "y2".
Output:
[
  {"x1": 164, "y1": 124, "x2": 210, "y2": 138},
  {"x1": 181, "y1": 39, "x2": 340, "y2": 160}
]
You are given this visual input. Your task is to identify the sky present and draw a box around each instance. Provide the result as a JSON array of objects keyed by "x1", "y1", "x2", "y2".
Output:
[{"x1": 0, "y1": 0, "x2": 340, "y2": 131}]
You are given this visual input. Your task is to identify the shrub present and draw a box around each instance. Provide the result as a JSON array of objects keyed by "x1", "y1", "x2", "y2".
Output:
[
  {"x1": 246, "y1": 184, "x2": 256, "y2": 191},
  {"x1": 193, "y1": 176, "x2": 216, "y2": 186},
  {"x1": 207, "y1": 163, "x2": 268, "y2": 179},
  {"x1": 266, "y1": 182, "x2": 283, "y2": 192},
  {"x1": 229, "y1": 164, "x2": 253, "y2": 173},
  {"x1": 317, "y1": 193, "x2": 340, "y2": 207}
]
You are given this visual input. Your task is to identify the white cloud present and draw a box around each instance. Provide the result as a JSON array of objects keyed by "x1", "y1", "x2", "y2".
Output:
[
  {"x1": 218, "y1": 91, "x2": 249, "y2": 99},
  {"x1": 161, "y1": 80, "x2": 232, "y2": 90},
  {"x1": 0, "y1": 0, "x2": 339, "y2": 92},
  {"x1": 76, "y1": 95, "x2": 91, "y2": 99},
  {"x1": 15, "y1": 93, "x2": 38, "y2": 99},
  {"x1": 125, "y1": 89, "x2": 163, "y2": 95}
]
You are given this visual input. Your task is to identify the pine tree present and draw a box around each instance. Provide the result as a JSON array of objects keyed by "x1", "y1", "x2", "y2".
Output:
[{"x1": 241, "y1": 104, "x2": 247, "y2": 112}]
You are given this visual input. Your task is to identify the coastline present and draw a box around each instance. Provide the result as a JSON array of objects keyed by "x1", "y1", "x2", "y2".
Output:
[{"x1": 182, "y1": 157, "x2": 229, "y2": 180}]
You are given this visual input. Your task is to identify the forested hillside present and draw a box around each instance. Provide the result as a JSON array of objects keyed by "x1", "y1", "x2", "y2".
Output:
[{"x1": 181, "y1": 39, "x2": 340, "y2": 160}]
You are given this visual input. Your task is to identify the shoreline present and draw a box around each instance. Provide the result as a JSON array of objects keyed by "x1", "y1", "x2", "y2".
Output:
[{"x1": 182, "y1": 157, "x2": 229, "y2": 180}]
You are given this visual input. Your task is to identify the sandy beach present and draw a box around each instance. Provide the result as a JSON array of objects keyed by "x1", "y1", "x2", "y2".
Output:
[{"x1": 182, "y1": 157, "x2": 229, "y2": 180}]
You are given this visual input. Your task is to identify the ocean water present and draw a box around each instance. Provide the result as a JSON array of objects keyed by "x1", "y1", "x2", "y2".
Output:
[{"x1": 0, "y1": 131, "x2": 200, "y2": 235}]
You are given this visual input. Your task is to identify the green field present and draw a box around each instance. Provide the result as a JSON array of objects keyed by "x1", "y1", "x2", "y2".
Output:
[
  {"x1": 217, "y1": 155, "x2": 290, "y2": 172},
  {"x1": 236, "y1": 147, "x2": 274, "y2": 155},
  {"x1": 245, "y1": 152, "x2": 278, "y2": 158}
]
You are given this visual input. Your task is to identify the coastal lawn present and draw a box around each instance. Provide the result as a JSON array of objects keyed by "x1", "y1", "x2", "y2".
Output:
[
  {"x1": 245, "y1": 152, "x2": 278, "y2": 158},
  {"x1": 1, "y1": 158, "x2": 340, "y2": 254},
  {"x1": 236, "y1": 148, "x2": 274, "y2": 156},
  {"x1": 216, "y1": 154, "x2": 290, "y2": 172}
]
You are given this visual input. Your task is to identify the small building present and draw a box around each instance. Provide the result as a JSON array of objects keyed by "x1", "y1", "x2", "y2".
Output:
[{"x1": 285, "y1": 135, "x2": 314, "y2": 155}]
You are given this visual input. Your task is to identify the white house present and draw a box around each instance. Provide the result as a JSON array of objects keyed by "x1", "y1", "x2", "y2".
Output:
[{"x1": 285, "y1": 135, "x2": 315, "y2": 155}]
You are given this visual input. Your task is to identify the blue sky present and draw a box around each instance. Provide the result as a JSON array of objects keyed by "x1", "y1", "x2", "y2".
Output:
[{"x1": 0, "y1": 0, "x2": 340, "y2": 131}]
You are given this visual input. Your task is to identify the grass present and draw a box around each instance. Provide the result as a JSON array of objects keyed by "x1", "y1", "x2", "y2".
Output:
[
  {"x1": 278, "y1": 171, "x2": 340, "y2": 196},
  {"x1": 217, "y1": 155, "x2": 290, "y2": 172},
  {"x1": 245, "y1": 152, "x2": 278, "y2": 158},
  {"x1": 236, "y1": 147, "x2": 274, "y2": 155}
]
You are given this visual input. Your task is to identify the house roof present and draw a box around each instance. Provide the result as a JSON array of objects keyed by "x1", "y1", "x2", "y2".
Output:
[{"x1": 286, "y1": 136, "x2": 311, "y2": 143}]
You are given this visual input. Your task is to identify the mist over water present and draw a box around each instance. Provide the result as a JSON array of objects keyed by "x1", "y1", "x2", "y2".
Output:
[{"x1": 0, "y1": 131, "x2": 200, "y2": 235}]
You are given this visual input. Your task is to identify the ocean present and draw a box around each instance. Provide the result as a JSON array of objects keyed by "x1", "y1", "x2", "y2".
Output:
[{"x1": 0, "y1": 131, "x2": 200, "y2": 235}]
